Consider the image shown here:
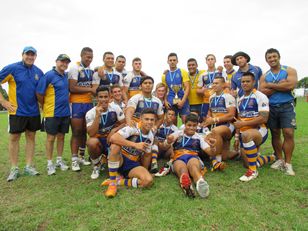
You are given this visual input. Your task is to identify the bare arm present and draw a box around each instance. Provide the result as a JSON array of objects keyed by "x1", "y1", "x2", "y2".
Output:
[
  {"x1": 181, "y1": 81, "x2": 190, "y2": 102},
  {"x1": 36, "y1": 93, "x2": 44, "y2": 108},
  {"x1": 125, "y1": 106, "x2": 136, "y2": 127},
  {"x1": 259, "y1": 74, "x2": 276, "y2": 96},
  {"x1": 266, "y1": 67, "x2": 297, "y2": 92},
  {"x1": 0, "y1": 90, "x2": 15, "y2": 113},
  {"x1": 234, "y1": 111, "x2": 269, "y2": 129}
]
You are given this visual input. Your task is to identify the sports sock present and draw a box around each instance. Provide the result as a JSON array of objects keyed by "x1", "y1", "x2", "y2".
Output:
[
  {"x1": 47, "y1": 160, "x2": 53, "y2": 166},
  {"x1": 257, "y1": 154, "x2": 276, "y2": 167},
  {"x1": 78, "y1": 147, "x2": 86, "y2": 157},
  {"x1": 56, "y1": 156, "x2": 62, "y2": 162},
  {"x1": 117, "y1": 178, "x2": 139, "y2": 188},
  {"x1": 211, "y1": 155, "x2": 222, "y2": 167},
  {"x1": 108, "y1": 161, "x2": 120, "y2": 186},
  {"x1": 243, "y1": 141, "x2": 258, "y2": 172}
]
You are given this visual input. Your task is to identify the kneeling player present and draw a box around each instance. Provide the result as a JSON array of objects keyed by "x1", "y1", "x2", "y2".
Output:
[
  {"x1": 234, "y1": 72, "x2": 274, "y2": 182},
  {"x1": 165, "y1": 113, "x2": 216, "y2": 198},
  {"x1": 104, "y1": 108, "x2": 156, "y2": 198},
  {"x1": 85, "y1": 86, "x2": 125, "y2": 179}
]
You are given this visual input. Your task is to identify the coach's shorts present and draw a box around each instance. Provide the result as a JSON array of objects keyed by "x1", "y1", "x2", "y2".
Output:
[
  {"x1": 118, "y1": 154, "x2": 140, "y2": 178},
  {"x1": 200, "y1": 103, "x2": 209, "y2": 118},
  {"x1": 173, "y1": 154, "x2": 204, "y2": 169},
  {"x1": 240, "y1": 127, "x2": 268, "y2": 148},
  {"x1": 9, "y1": 115, "x2": 41, "y2": 134},
  {"x1": 190, "y1": 104, "x2": 202, "y2": 113},
  {"x1": 268, "y1": 101, "x2": 296, "y2": 129},
  {"x1": 41, "y1": 116, "x2": 70, "y2": 135},
  {"x1": 71, "y1": 103, "x2": 93, "y2": 119}
]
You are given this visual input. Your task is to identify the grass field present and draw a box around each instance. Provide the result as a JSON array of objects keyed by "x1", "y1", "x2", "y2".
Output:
[{"x1": 0, "y1": 98, "x2": 307, "y2": 231}]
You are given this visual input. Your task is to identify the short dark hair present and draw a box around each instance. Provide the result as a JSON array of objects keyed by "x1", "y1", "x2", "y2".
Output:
[
  {"x1": 141, "y1": 108, "x2": 156, "y2": 117},
  {"x1": 140, "y1": 76, "x2": 154, "y2": 85},
  {"x1": 224, "y1": 55, "x2": 233, "y2": 60},
  {"x1": 265, "y1": 48, "x2": 280, "y2": 59},
  {"x1": 168, "y1": 53, "x2": 178, "y2": 59},
  {"x1": 116, "y1": 55, "x2": 126, "y2": 61},
  {"x1": 103, "y1": 51, "x2": 114, "y2": 60},
  {"x1": 214, "y1": 76, "x2": 225, "y2": 83},
  {"x1": 185, "y1": 113, "x2": 199, "y2": 124},
  {"x1": 81, "y1": 47, "x2": 93, "y2": 56},
  {"x1": 206, "y1": 54, "x2": 216, "y2": 61},
  {"x1": 110, "y1": 84, "x2": 121, "y2": 92},
  {"x1": 166, "y1": 108, "x2": 176, "y2": 114},
  {"x1": 187, "y1": 58, "x2": 197, "y2": 64},
  {"x1": 96, "y1": 86, "x2": 110, "y2": 95},
  {"x1": 242, "y1": 71, "x2": 255, "y2": 81},
  {"x1": 132, "y1": 57, "x2": 141, "y2": 63}
]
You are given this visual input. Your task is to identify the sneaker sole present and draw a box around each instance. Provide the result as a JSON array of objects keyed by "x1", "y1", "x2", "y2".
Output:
[{"x1": 197, "y1": 182, "x2": 210, "y2": 198}]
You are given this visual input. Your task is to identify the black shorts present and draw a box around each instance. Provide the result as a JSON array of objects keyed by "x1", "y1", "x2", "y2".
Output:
[
  {"x1": 41, "y1": 117, "x2": 70, "y2": 135},
  {"x1": 9, "y1": 115, "x2": 41, "y2": 134},
  {"x1": 268, "y1": 101, "x2": 296, "y2": 129}
]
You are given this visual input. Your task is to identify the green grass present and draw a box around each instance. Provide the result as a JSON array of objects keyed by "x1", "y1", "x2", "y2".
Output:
[{"x1": 0, "y1": 98, "x2": 308, "y2": 231}]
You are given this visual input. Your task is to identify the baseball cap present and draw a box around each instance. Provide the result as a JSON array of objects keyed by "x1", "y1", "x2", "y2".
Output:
[
  {"x1": 56, "y1": 54, "x2": 71, "y2": 62},
  {"x1": 22, "y1": 46, "x2": 37, "y2": 54}
]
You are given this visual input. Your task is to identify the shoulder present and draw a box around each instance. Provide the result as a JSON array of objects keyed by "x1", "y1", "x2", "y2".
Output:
[{"x1": 86, "y1": 107, "x2": 96, "y2": 117}]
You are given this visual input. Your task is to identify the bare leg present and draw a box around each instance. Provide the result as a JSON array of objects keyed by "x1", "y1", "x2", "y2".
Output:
[
  {"x1": 9, "y1": 133, "x2": 21, "y2": 167},
  {"x1": 25, "y1": 130, "x2": 36, "y2": 166}
]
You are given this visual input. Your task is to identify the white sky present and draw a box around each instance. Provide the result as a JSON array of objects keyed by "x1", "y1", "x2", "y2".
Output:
[{"x1": 1, "y1": 0, "x2": 308, "y2": 87}]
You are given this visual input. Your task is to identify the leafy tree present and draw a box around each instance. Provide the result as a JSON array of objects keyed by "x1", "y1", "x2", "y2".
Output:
[
  {"x1": 297, "y1": 77, "x2": 308, "y2": 88},
  {"x1": 0, "y1": 85, "x2": 8, "y2": 111}
]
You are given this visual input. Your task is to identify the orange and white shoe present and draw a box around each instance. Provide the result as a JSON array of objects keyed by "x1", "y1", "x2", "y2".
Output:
[
  {"x1": 104, "y1": 184, "x2": 117, "y2": 198},
  {"x1": 211, "y1": 161, "x2": 226, "y2": 172}
]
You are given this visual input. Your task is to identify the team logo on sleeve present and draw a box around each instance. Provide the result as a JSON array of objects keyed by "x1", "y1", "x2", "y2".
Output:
[
  {"x1": 262, "y1": 103, "x2": 267, "y2": 107},
  {"x1": 34, "y1": 74, "x2": 39, "y2": 80}
]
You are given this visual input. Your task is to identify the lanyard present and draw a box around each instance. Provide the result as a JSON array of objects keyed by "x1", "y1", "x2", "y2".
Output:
[
  {"x1": 269, "y1": 69, "x2": 281, "y2": 83},
  {"x1": 208, "y1": 70, "x2": 216, "y2": 83},
  {"x1": 169, "y1": 69, "x2": 178, "y2": 83},
  {"x1": 101, "y1": 111, "x2": 108, "y2": 126},
  {"x1": 163, "y1": 124, "x2": 171, "y2": 136},
  {"x1": 80, "y1": 63, "x2": 91, "y2": 79},
  {"x1": 182, "y1": 135, "x2": 191, "y2": 148},
  {"x1": 214, "y1": 92, "x2": 224, "y2": 107},
  {"x1": 242, "y1": 92, "x2": 253, "y2": 110},
  {"x1": 139, "y1": 129, "x2": 149, "y2": 142},
  {"x1": 144, "y1": 97, "x2": 152, "y2": 108},
  {"x1": 106, "y1": 71, "x2": 113, "y2": 85},
  {"x1": 189, "y1": 70, "x2": 199, "y2": 87}
]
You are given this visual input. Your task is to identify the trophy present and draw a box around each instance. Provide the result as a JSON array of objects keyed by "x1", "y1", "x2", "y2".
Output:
[{"x1": 171, "y1": 84, "x2": 181, "y2": 105}]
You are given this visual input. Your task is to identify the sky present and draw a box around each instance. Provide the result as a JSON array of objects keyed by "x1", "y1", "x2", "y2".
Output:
[{"x1": 1, "y1": 0, "x2": 308, "y2": 88}]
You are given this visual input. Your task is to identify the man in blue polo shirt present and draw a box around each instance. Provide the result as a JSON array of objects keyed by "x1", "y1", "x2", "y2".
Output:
[
  {"x1": 231, "y1": 51, "x2": 262, "y2": 98},
  {"x1": 37, "y1": 54, "x2": 71, "y2": 175},
  {"x1": 0, "y1": 46, "x2": 44, "y2": 181},
  {"x1": 260, "y1": 48, "x2": 298, "y2": 176}
]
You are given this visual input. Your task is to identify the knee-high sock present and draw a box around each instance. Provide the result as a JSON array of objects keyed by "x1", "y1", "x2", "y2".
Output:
[
  {"x1": 243, "y1": 141, "x2": 258, "y2": 172},
  {"x1": 78, "y1": 147, "x2": 86, "y2": 157},
  {"x1": 211, "y1": 155, "x2": 222, "y2": 167},
  {"x1": 257, "y1": 154, "x2": 276, "y2": 167},
  {"x1": 151, "y1": 145, "x2": 158, "y2": 163},
  {"x1": 118, "y1": 178, "x2": 138, "y2": 188},
  {"x1": 108, "y1": 161, "x2": 120, "y2": 186}
]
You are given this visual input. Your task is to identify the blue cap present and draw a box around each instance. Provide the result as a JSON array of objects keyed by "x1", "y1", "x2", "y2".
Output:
[{"x1": 22, "y1": 46, "x2": 37, "y2": 54}]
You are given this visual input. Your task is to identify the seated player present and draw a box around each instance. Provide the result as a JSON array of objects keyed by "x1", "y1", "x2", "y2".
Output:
[
  {"x1": 204, "y1": 76, "x2": 236, "y2": 171},
  {"x1": 85, "y1": 86, "x2": 125, "y2": 179},
  {"x1": 234, "y1": 72, "x2": 274, "y2": 182},
  {"x1": 104, "y1": 108, "x2": 157, "y2": 198},
  {"x1": 154, "y1": 108, "x2": 178, "y2": 177},
  {"x1": 164, "y1": 113, "x2": 217, "y2": 198}
]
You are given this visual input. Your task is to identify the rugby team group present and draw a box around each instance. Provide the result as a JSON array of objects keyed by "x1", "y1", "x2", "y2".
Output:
[{"x1": 0, "y1": 46, "x2": 297, "y2": 198}]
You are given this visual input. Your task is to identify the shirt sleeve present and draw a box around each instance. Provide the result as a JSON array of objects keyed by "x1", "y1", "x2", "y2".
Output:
[
  {"x1": 85, "y1": 108, "x2": 96, "y2": 127},
  {"x1": 199, "y1": 135, "x2": 210, "y2": 150},
  {"x1": 118, "y1": 126, "x2": 136, "y2": 139},
  {"x1": 68, "y1": 66, "x2": 79, "y2": 80},
  {"x1": 0, "y1": 64, "x2": 14, "y2": 83},
  {"x1": 231, "y1": 74, "x2": 237, "y2": 90},
  {"x1": 36, "y1": 73, "x2": 50, "y2": 95},
  {"x1": 197, "y1": 74, "x2": 204, "y2": 88},
  {"x1": 126, "y1": 95, "x2": 139, "y2": 109},
  {"x1": 257, "y1": 92, "x2": 269, "y2": 112},
  {"x1": 123, "y1": 72, "x2": 132, "y2": 87},
  {"x1": 162, "y1": 74, "x2": 166, "y2": 85},
  {"x1": 115, "y1": 105, "x2": 125, "y2": 121},
  {"x1": 225, "y1": 94, "x2": 236, "y2": 108},
  {"x1": 92, "y1": 72, "x2": 100, "y2": 85},
  {"x1": 181, "y1": 69, "x2": 189, "y2": 83},
  {"x1": 157, "y1": 99, "x2": 164, "y2": 116}
]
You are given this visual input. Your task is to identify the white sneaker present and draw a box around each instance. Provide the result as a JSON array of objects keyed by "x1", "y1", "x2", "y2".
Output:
[
  {"x1": 271, "y1": 159, "x2": 285, "y2": 170},
  {"x1": 72, "y1": 159, "x2": 81, "y2": 171},
  {"x1": 47, "y1": 164, "x2": 56, "y2": 176},
  {"x1": 91, "y1": 166, "x2": 100, "y2": 179},
  {"x1": 239, "y1": 169, "x2": 258, "y2": 182},
  {"x1": 56, "y1": 160, "x2": 69, "y2": 171},
  {"x1": 196, "y1": 178, "x2": 210, "y2": 198},
  {"x1": 285, "y1": 163, "x2": 295, "y2": 176},
  {"x1": 79, "y1": 157, "x2": 91, "y2": 166}
]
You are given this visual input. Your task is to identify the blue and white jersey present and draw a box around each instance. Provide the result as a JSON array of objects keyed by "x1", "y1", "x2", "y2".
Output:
[{"x1": 156, "y1": 123, "x2": 178, "y2": 141}]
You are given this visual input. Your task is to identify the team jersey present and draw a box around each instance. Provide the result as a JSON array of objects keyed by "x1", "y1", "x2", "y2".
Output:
[
  {"x1": 123, "y1": 71, "x2": 142, "y2": 99},
  {"x1": 115, "y1": 69, "x2": 128, "y2": 79},
  {"x1": 127, "y1": 93, "x2": 164, "y2": 120},
  {"x1": 156, "y1": 123, "x2": 178, "y2": 141},
  {"x1": 264, "y1": 65, "x2": 294, "y2": 105},
  {"x1": 36, "y1": 68, "x2": 70, "y2": 117},
  {"x1": 209, "y1": 92, "x2": 236, "y2": 120},
  {"x1": 170, "y1": 130, "x2": 210, "y2": 160},
  {"x1": 109, "y1": 101, "x2": 126, "y2": 111},
  {"x1": 188, "y1": 69, "x2": 205, "y2": 105},
  {"x1": 162, "y1": 68, "x2": 189, "y2": 105},
  {"x1": 237, "y1": 89, "x2": 269, "y2": 132},
  {"x1": 197, "y1": 70, "x2": 227, "y2": 103},
  {"x1": 231, "y1": 64, "x2": 262, "y2": 97},
  {"x1": 226, "y1": 69, "x2": 236, "y2": 82},
  {"x1": 68, "y1": 62, "x2": 99, "y2": 103},
  {"x1": 86, "y1": 103, "x2": 125, "y2": 138},
  {"x1": 118, "y1": 126, "x2": 155, "y2": 162},
  {"x1": 0, "y1": 61, "x2": 43, "y2": 116},
  {"x1": 94, "y1": 68, "x2": 123, "y2": 88}
]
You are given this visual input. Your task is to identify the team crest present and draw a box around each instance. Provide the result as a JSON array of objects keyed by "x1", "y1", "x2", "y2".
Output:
[
  {"x1": 291, "y1": 119, "x2": 296, "y2": 127},
  {"x1": 139, "y1": 101, "x2": 144, "y2": 108},
  {"x1": 34, "y1": 74, "x2": 39, "y2": 80},
  {"x1": 80, "y1": 72, "x2": 85, "y2": 78}
]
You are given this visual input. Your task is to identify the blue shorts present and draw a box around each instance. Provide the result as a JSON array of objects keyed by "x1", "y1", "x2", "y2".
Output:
[
  {"x1": 98, "y1": 137, "x2": 109, "y2": 155},
  {"x1": 170, "y1": 101, "x2": 190, "y2": 117},
  {"x1": 118, "y1": 154, "x2": 140, "y2": 178},
  {"x1": 71, "y1": 103, "x2": 93, "y2": 119},
  {"x1": 190, "y1": 104, "x2": 202, "y2": 113},
  {"x1": 268, "y1": 101, "x2": 296, "y2": 129},
  {"x1": 173, "y1": 154, "x2": 204, "y2": 169},
  {"x1": 200, "y1": 103, "x2": 209, "y2": 118}
]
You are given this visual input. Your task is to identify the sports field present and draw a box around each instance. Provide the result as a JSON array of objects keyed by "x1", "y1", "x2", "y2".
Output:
[{"x1": 0, "y1": 98, "x2": 307, "y2": 231}]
